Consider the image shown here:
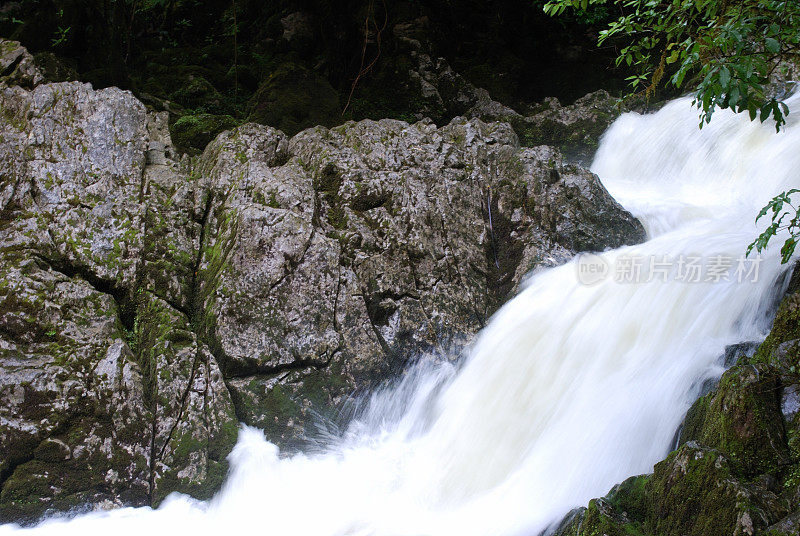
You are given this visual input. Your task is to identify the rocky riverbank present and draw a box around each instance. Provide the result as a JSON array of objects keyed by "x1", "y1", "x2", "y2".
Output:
[{"x1": 0, "y1": 40, "x2": 645, "y2": 522}]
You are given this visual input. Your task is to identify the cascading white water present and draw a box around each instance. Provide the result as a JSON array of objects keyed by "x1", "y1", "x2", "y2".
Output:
[{"x1": 3, "y1": 94, "x2": 798, "y2": 536}]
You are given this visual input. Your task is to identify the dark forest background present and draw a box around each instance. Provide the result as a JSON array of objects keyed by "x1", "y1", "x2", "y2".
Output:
[{"x1": 0, "y1": 1, "x2": 629, "y2": 149}]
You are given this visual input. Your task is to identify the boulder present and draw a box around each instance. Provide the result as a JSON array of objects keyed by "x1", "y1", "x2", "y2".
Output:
[
  {"x1": 552, "y1": 444, "x2": 788, "y2": 536},
  {"x1": 646, "y1": 443, "x2": 787, "y2": 536},
  {"x1": 247, "y1": 63, "x2": 340, "y2": 135},
  {"x1": 679, "y1": 363, "x2": 790, "y2": 477},
  {"x1": 0, "y1": 81, "x2": 238, "y2": 521},
  {"x1": 0, "y1": 39, "x2": 43, "y2": 88},
  {"x1": 171, "y1": 113, "x2": 239, "y2": 154}
]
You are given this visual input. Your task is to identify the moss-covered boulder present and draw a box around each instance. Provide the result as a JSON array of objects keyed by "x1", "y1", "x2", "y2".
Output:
[
  {"x1": 0, "y1": 256, "x2": 150, "y2": 523},
  {"x1": 553, "y1": 444, "x2": 788, "y2": 536},
  {"x1": 753, "y1": 291, "x2": 800, "y2": 372},
  {"x1": 647, "y1": 442, "x2": 787, "y2": 536},
  {"x1": 679, "y1": 363, "x2": 790, "y2": 477},
  {"x1": 513, "y1": 91, "x2": 621, "y2": 165},
  {"x1": 195, "y1": 116, "x2": 642, "y2": 448},
  {"x1": 247, "y1": 63, "x2": 340, "y2": 135},
  {"x1": 31, "y1": 51, "x2": 78, "y2": 83},
  {"x1": 169, "y1": 74, "x2": 231, "y2": 115},
  {"x1": 171, "y1": 113, "x2": 238, "y2": 154},
  {"x1": 549, "y1": 500, "x2": 638, "y2": 536}
]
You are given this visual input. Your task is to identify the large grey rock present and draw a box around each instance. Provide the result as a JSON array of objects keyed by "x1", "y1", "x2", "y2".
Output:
[
  {"x1": 0, "y1": 81, "x2": 237, "y2": 522},
  {"x1": 0, "y1": 47, "x2": 644, "y2": 520},
  {"x1": 196, "y1": 116, "x2": 643, "y2": 445}
]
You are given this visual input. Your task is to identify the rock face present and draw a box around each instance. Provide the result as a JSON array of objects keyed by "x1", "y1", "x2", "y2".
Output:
[
  {"x1": 0, "y1": 80, "x2": 239, "y2": 522},
  {"x1": 552, "y1": 280, "x2": 800, "y2": 536},
  {"x1": 0, "y1": 43, "x2": 645, "y2": 522}
]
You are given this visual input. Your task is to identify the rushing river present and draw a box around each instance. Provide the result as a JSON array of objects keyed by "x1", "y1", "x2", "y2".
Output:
[{"x1": 3, "y1": 94, "x2": 798, "y2": 535}]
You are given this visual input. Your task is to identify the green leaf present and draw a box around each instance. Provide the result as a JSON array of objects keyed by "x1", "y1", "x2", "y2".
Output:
[
  {"x1": 765, "y1": 37, "x2": 780, "y2": 54},
  {"x1": 719, "y1": 66, "x2": 730, "y2": 88}
]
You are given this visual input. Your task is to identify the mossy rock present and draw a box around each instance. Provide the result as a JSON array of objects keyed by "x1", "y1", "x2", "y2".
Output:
[
  {"x1": 169, "y1": 75, "x2": 231, "y2": 115},
  {"x1": 247, "y1": 63, "x2": 340, "y2": 135},
  {"x1": 753, "y1": 291, "x2": 800, "y2": 372},
  {"x1": 342, "y1": 53, "x2": 443, "y2": 123},
  {"x1": 0, "y1": 417, "x2": 148, "y2": 524},
  {"x1": 171, "y1": 113, "x2": 239, "y2": 154},
  {"x1": 226, "y1": 361, "x2": 349, "y2": 451},
  {"x1": 550, "y1": 496, "x2": 645, "y2": 536},
  {"x1": 0, "y1": 459, "x2": 101, "y2": 523},
  {"x1": 679, "y1": 363, "x2": 789, "y2": 477},
  {"x1": 151, "y1": 421, "x2": 238, "y2": 505},
  {"x1": 646, "y1": 443, "x2": 786, "y2": 536}
]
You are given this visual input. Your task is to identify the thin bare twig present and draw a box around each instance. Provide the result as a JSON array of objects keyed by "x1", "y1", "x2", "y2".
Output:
[{"x1": 342, "y1": 0, "x2": 388, "y2": 115}]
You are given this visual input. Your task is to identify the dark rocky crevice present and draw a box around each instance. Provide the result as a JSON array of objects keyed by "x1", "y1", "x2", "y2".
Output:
[
  {"x1": 362, "y1": 289, "x2": 418, "y2": 327},
  {"x1": 31, "y1": 251, "x2": 135, "y2": 331},
  {"x1": 0, "y1": 453, "x2": 33, "y2": 507},
  {"x1": 360, "y1": 289, "x2": 395, "y2": 363},
  {"x1": 0, "y1": 51, "x2": 23, "y2": 78},
  {"x1": 146, "y1": 409, "x2": 157, "y2": 504},
  {"x1": 224, "y1": 355, "x2": 332, "y2": 380},
  {"x1": 481, "y1": 188, "x2": 524, "y2": 314},
  {"x1": 188, "y1": 189, "x2": 215, "y2": 319}
]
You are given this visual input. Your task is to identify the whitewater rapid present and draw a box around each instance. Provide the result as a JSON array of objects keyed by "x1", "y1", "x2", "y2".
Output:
[{"x1": 3, "y1": 95, "x2": 798, "y2": 536}]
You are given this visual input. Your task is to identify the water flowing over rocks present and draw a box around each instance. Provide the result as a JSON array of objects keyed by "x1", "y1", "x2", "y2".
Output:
[
  {"x1": 0, "y1": 47, "x2": 645, "y2": 521},
  {"x1": 551, "y1": 277, "x2": 800, "y2": 536}
]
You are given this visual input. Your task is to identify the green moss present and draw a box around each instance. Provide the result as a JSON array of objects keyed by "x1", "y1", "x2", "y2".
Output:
[
  {"x1": 132, "y1": 294, "x2": 176, "y2": 408},
  {"x1": 645, "y1": 443, "x2": 775, "y2": 536},
  {"x1": 228, "y1": 361, "x2": 349, "y2": 451},
  {"x1": 252, "y1": 189, "x2": 280, "y2": 209},
  {"x1": 327, "y1": 204, "x2": 348, "y2": 230},
  {"x1": 267, "y1": 190, "x2": 279, "y2": 208},
  {"x1": 151, "y1": 428, "x2": 231, "y2": 505},
  {"x1": 606, "y1": 475, "x2": 650, "y2": 522},
  {"x1": 753, "y1": 292, "x2": 800, "y2": 370},
  {"x1": 170, "y1": 75, "x2": 229, "y2": 114},
  {"x1": 582, "y1": 500, "x2": 643, "y2": 536},
  {"x1": 679, "y1": 364, "x2": 788, "y2": 477},
  {"x1": 0, "y1": 460, "x2": 95, "y2": 522},
  {"x1": 171, "y1": 113, "x2": 239, "y2": 155},
  {"x1": 552, "y1": 499, "x2": 644, "y2": 536}
]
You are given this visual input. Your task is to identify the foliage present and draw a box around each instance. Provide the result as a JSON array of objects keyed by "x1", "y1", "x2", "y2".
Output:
[
  {"x1": 544, "y1": 0, "x2": 800, "y2": 264},
  {"x1": 748, "y1": 189, "x2": 800, "y2": 264},
  {"x1": 544, "y1": 0, "x2": 800, "y2": 129},
  {"x1": 50, "y1": 25, "x2": 70, "y2": 47}
]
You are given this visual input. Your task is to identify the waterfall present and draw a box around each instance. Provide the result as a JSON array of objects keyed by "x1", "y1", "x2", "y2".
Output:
[{"x1": 3, "y1": 95, "x2": 798, "y2": 536}]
